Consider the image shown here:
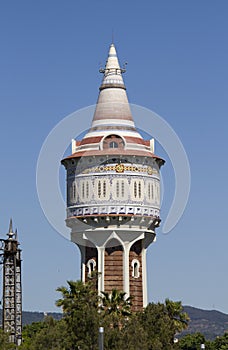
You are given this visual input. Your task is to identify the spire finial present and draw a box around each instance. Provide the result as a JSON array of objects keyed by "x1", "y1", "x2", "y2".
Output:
[
  {"x1": 9, "y1": 218, "x2": 13, "y2": 233},
  {"x1": 99, "y1": 43, "x2": 126, "y2": 76},
  {"x1": 8, "y1": 218, "x2": 14, "y2": 239},
  {"x1": 112, "y1": 29, "x2": 114, "y2": 44}
]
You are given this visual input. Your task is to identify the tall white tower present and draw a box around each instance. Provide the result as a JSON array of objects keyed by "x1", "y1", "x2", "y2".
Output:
[{"x1": 62, "y1": 44, "x2": 164, "y2": 310}]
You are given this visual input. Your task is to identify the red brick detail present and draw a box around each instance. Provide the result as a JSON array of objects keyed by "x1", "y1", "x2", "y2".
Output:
[
  {"x1": 62, "y1": 149, "x2": 158, "y2": 159},
  {"x1": 104, "y1": 245, "x2": 123, "y2": 293},
  {"x1": 80, "y1": 136, "x2": 103, "y2": 146},
  {"x1": 124, "y1": 136, "x2": 149, "y2": 146},
  {"x1": 129, "y1": 241, "x2": 143, "y2": 311}
]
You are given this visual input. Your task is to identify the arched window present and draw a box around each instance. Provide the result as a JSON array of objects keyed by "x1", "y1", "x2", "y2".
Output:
[
  {"x1": 131, "y1": 259, "x2": 140, "y2": 278},
  {"x1": 103, "y1": 135, "x2": 124, "y2": 150},
  {"x1": 87, "y1": 259, "x2": 96, "y2": 277},
  {"x1": 109, "y1": 141, "x2": 118, "y2": 148}
]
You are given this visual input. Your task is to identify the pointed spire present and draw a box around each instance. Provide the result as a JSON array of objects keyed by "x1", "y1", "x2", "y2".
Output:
[
  {"x1": 8, "y1": 218, "x2": 13, "y2": 233},
  {"x1": 99, "y1": 43, "x2": 126, "y2": 90},
  {"x1": 85, "y1": 43, "x2": 138, "y2": 137},
  {"x1": 8, "y1": 218, "x2": 14, "y2": 239}
]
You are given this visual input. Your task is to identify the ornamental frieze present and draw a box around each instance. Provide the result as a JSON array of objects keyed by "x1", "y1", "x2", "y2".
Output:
[{"x1": 80, "y1": 164, "x2": 158, "y2": 175}]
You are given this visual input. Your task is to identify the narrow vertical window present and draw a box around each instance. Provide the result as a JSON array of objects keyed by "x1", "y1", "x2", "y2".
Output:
[
  {"x1": 133, "y1": 262, "x2": 139, "y2": 277},
  {"x1": 131, "y1": 259, "x2": 140, "y2": 278},
  {"x1": 72, "y1": 182, "x2": 76, "y2": 200},
  {"x1": 87, "y1": 259, "x2": 96, "y2": 277},
  {"x1": 86, "y1": 181, "x2": 89, "y2": 199},
  {"x1": 148, "y1": 183, "x2": 151, "y2": 200},
  {"x1": 109, "y1": 141, "x2": 118, "y2": 148},
  {"x1": 151, "y1": 183, "x2": 154, "y2": 199},
  {"x1": 121, "y1": 180, "x2": 125, "y2": 197},
  {"x1": 138, "y1": 182, "x2": 141, "y2": 199},
  {"x1": 90, "y1": 262, "x2": 94, "y2": 272},
  {"x1": 134, "y1": 181, "x2": 137, "y2": 198},
  {"x1": 98, "y1": 181, "x2": 101, "y2": 198},
  {"x1": 82, "y1": 182, "x2": 85, "y2": 199},
  {"x1": 156, "y1": 183, "x2": 160, "y2": 203},
  {"x1": 103, "y1": 181, "x2": 106, "y2": 197},
  {"x1": 116, "y1": 181, "x2": 120, "y2": 198}
]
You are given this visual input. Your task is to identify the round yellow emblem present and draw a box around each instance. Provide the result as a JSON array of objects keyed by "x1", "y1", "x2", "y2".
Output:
[{"x1": 115, "y1": 164, "x2": 125, "y2": 173}]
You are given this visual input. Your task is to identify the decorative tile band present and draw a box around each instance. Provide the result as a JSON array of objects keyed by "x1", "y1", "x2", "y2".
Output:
[{"x1": 81, "y1": 164, "x2": 157, "y2": 175}]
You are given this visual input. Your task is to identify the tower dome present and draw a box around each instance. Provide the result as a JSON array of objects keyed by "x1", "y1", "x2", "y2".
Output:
[{"x1": 61, "y1": 43, "x2": 164, "y2": 310}]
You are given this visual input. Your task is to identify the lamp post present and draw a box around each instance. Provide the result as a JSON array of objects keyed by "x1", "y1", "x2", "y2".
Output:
[{"x1": 99, "y1": 327, "x2": 104, "y2": 350}]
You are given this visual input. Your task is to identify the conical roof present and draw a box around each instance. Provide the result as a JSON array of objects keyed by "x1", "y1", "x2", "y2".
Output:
[
  {"x1": 63, "y1": 44, "x2": 164, "y2": 165},
  {"x1": 84, "y1": 43, "x2": 139, "y2": 138}
]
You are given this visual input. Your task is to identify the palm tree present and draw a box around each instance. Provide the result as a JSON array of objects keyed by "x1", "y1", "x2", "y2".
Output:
[
  {"x1": 100, "y1": 289, "x2": 132, "y2": 329},
  {"x1": 56, "y1": 280, "x2": 98, "y2": 313},
  {"x1": 165, "y1": 298, "x2": 189, "y2": 332},
  {"x1": 56, "y1": 280, "x2": 100, "y2": 349}
]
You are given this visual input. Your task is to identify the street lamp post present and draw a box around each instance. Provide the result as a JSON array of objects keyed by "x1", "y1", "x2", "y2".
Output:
[{"x1": 99, "y1": 327, "x2": 104, "y2": 350}]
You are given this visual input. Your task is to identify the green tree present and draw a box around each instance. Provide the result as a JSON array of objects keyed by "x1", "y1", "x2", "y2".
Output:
[
  {"x1": 20, "y1": 319, "x2": 48, "y2": 349},
  {"x1": 213, "y1": 332, "x2": 228, "y2": 349},
  {"x1": 56, "y1": 280, "x2": 100, "y2": 350},
  {"x1": 101, "y1": 289, "x2": 131, "y2": 328},
  {"x1": 119, "y1": 313, "x2": 149, "y2": 350},
  {"x1": 165, "y1": 298, "x2": 190, "y2": 333},
  {"x1": 0, "y1": 329, "x2": 16, "y2": 349},
  {"x1": 19, "y1": 316, "x2": 71, "y2": 350},
  {"x1": 139, "y1": 302, "x2": 176, "y2": 350},
  {"x1": 17, "y1": 279, "x2": 192, "y2": 350},
  {"x1": 178, "y1": 332, "x2": 207, "y2": 350},
  {"x1": 102, "y1": 311, "x2": 148, "y2": 350}
]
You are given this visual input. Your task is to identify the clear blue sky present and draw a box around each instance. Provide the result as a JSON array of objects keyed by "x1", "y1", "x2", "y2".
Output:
[{"x1": 0, "y1": 1, "x2": 227, "y2": 313}]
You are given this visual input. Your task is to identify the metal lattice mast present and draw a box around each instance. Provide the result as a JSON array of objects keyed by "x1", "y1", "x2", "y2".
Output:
[{"x1": 1, "y1": 220, "x2": 22, "y2": 346}]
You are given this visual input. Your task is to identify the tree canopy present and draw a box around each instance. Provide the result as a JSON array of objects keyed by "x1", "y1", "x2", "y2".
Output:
[{"x1": 2, "y1": 279, "x2": 224, "y2": 349}]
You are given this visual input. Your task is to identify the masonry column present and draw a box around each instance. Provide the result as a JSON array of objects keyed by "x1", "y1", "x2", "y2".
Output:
[
  {"x1": 97, "y1": 246, "x2": 105, "y2": 294},
  {"x1": 123, "y1": 243, "x2": 130, "y2": 298}
]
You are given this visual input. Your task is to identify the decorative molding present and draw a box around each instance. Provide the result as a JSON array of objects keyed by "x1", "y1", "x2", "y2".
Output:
[{"x1": 67, "y1": 204, "x2": 160, "y2": 218}]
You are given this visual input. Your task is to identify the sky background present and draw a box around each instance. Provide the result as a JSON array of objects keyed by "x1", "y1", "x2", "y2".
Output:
[{"x1": 0, "y1": 1, "x2": 227, "y2": 314}]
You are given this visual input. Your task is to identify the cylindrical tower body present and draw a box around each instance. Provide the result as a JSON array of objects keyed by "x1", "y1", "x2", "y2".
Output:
[{"x1": 62, "y1": 44, "x2": 164, "y2": 310}]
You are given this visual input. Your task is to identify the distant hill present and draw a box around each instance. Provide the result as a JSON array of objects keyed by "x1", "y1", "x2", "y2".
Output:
[
  {"x1": 0, "y1": 309, "x2": 62, "y2": 326},
  {"x1": 182, "y1": 306, "x2": 228, "y2": 340},
  {"x1": 1, "y1": 306, "x2": 228, "y2": 340}
]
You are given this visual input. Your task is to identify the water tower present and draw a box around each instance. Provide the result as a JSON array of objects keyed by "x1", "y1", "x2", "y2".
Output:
[{"x1": 61, "y1": 44, "x2": 164, "y2": 310}]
